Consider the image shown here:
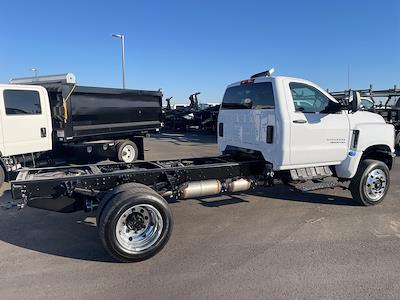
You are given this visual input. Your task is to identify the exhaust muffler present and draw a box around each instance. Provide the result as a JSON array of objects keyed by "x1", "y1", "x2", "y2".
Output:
[
  {"x1": 179, "y1": 178, "x2": 252, "y2": 199},
  {"x1": 179, "y1": 180, "x2": 222, "y2": 199}
]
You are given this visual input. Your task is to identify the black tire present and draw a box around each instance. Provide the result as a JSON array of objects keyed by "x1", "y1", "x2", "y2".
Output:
[
  {"x1": 0, "y1": 166, "x2": 4, "y2": 189},
  {"x1": 116, "y1": 140, "x2": 138, "y2": 163},
  {"x1": 97, "y1": 183, "x2": 173, "y2": 262},
  {"x1": 95, "y1": 183, "x2": 161, "y2": 227},
  {"x1": 349, "y1": 159, "x2": 390, "y2": 206},
  {"x1": 395, "y1": 132, "x2": 400, "y2": 150}
]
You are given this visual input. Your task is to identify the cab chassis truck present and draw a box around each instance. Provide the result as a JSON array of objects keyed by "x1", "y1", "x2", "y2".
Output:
[{"x1": 10, "y1": 70, "x2": 396, "y2": 262}]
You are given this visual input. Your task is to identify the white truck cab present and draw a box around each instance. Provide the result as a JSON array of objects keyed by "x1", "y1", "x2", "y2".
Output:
[{"x1": 218, "y1": 71, "x2": 395, "y2": 205}]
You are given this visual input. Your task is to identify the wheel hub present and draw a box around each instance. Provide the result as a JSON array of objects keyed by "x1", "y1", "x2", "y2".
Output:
[
  {"x1": 126, "y1": 212, "x2": 146, "y2": 232},
  {"x1": 365, "y1": 168, "x2": 387, "y2": 201},
  {"x1": 121, "y1": 145, "x2": 135, "y2": 162},
  {"x1": 115, "y1": 204, "x2": 163, "y2": 253}
]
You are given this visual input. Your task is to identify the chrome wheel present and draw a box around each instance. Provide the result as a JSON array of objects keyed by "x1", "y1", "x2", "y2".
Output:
[
  {"x1": 121, "y1": 144, "x2": 135, "y2": 163},
  {"x1": 364, "y1": 168, "x2": 387, "y2": 201},
  {"x1": 115, "y1": 204, "x2": 163, "y2": 254}
]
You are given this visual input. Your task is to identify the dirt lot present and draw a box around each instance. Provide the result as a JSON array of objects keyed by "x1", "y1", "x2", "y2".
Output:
[{"x1": 1, "y1": 132, "x2": 399, "y2": 299}]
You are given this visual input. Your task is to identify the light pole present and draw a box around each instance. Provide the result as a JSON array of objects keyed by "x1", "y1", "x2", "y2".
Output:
[
  {"x1": 31, "y1": 68, "x2": 37, "y2": 77},
  {"x1": 112, "y1": 33, "x2": 126, "y2": 88}
]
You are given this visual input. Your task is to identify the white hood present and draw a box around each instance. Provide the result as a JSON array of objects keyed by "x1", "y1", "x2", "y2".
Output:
[{"x1": 347, "y1": 111, "x2": 386, "y2": 129}]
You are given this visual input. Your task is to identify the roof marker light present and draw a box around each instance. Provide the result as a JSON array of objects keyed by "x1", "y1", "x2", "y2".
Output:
[{"x1": 250, "y1": 68, "x2": 275, "y2": 79}]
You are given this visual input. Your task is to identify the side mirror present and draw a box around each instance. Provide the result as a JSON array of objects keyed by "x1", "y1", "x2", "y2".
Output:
[{"x1": 351, "y1": 91, "x2": 361, "y2": 113}]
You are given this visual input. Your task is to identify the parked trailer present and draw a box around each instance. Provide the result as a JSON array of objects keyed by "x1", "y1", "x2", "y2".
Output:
[
  {"x1": 330, "y1": 86, "x2": 400, "y2": 148},
  {"x1": 163, "y1": 92, "x2": 220, "y2": 132},
  {"x1": 9, "y1": 70, "x2": 396, "y2": 262}
]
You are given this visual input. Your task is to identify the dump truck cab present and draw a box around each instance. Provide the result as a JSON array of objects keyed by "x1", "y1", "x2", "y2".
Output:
[{"x1": 0, "y1": 84, "x2": 53, "y2": 157}]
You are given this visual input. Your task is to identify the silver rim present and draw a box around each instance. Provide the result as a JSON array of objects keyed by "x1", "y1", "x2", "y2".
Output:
[
  {"x1": 364, "y1": 168, "x2": 387, "y2": 201},
  {"x1": 121, "y1": 144, "x2": 135, "y2": 163},
  {"x1": 115, "y1": 204, "x2": 163, "y2": 254}
]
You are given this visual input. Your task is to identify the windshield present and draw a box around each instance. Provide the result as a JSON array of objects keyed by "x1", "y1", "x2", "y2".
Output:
[{"x1": 221, "y1": 82, "x2": 275, "y2": 109}]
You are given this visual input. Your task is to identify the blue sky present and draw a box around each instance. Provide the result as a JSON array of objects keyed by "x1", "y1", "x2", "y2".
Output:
[{"x1": 1, "y1": 0, "x2": 399, "y2": 104}]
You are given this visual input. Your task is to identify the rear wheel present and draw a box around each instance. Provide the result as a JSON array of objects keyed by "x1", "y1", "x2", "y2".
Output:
[
  {"x1": 349, "y1": 159, "x2": 390, "y2": 206},
  {"x1": 116, "y1": 140, "x2": 138, "y2": 163},
  {"x1": 97, "y1": 183, "x2": 173, "y2": 262}
]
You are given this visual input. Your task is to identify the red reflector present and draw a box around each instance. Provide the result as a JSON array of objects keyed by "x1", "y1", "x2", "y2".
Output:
[{"x1": 240, "y1": 79, "x2": 255, "y2": 85}]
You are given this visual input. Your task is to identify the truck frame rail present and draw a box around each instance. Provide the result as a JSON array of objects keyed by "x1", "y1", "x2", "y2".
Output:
[{"x1": 12, "y1": 155, "x2": 270, "y2": 211}]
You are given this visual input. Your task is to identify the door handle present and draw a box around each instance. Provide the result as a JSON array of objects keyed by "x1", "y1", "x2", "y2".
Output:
[
  {"x1": 266, "y1": 125, "x2": 273, "y2": 144},
  {"x1": 40, "y1": 127, "x2": 47, "y2": 137},
  {"x1": 293, "y1": 119, "x2": 307, "y2": 124}
]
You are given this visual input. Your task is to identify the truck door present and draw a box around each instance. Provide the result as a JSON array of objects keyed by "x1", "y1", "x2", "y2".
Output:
[
  {"x1": 218, "y1": 80, "x2": 276, "y2": 161},
  {"x1": 285, "y1": 81, "x2": 349, "y2": 167},
  {"x1": 0, "y1": 86, "x2": 52, "y2": 156}
]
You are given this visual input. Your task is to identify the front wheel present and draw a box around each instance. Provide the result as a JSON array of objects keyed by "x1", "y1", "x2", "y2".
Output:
[
  {"x1": 0, "y1": 166, "x2": 4, "y2": 189},
  {"x1": 349, "y1": 159, "x2": 390, "y2": 206},
  {"x1": 395, "y1": 132, "x2": 400, "y2": 151},
  {"x1": 97, "y1": 183, "x2": 173, "y2": 262}
]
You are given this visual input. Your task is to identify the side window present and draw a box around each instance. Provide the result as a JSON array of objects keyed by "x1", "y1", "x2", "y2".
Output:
[
  {"x1": 221, "y1": 82, "x2": 275, "y2": 109},
  {"x1": 3, "y1": 90, "x2": 42, "y2": 115},
  {"x1": 360, "y1": 98, "x2": 374, "y2": 110},
  {"x1": 289, "y1": 82, "x2": 331, "y2": 113}
]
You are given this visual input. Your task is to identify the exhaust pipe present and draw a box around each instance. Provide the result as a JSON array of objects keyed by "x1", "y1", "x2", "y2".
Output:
[
  {"x1": 178, "y1": 178, "x2": 252, "y2": 199},
  {"x1": 179, "y1": 180, "x2": 222, "y2": 199},
  {"x1": 227, "y1": 178, "x2": 251, "y2": 192}
]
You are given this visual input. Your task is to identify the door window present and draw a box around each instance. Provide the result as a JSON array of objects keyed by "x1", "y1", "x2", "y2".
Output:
[
  {"x1": 3, "y1": 90, "x2": 42, "y2": 115},
  {"x1": 289, "y1": 83, "x2": 331, "y2": 113}
]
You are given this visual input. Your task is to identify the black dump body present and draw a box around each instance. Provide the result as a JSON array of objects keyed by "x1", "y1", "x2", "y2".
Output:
[{"x1": 47, "y1": 84, "x2": 162, "y2": 143}]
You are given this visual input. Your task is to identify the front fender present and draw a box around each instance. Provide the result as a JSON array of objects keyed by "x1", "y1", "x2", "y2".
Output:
[
  {"x1": 335, "y1": 123, "x2": 395, "y2": 179},
  {"x1": 354, "y1": 123, "x2": 395, "y2": 152}
]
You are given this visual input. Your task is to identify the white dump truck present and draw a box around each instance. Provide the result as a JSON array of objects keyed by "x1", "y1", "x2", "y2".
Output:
[
  {"x1": 0, "y1": 74, "x2": 163, "y2": 187},
  {"x1": 10, "y1": 70, "x2": 395, "y2": 262}
]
